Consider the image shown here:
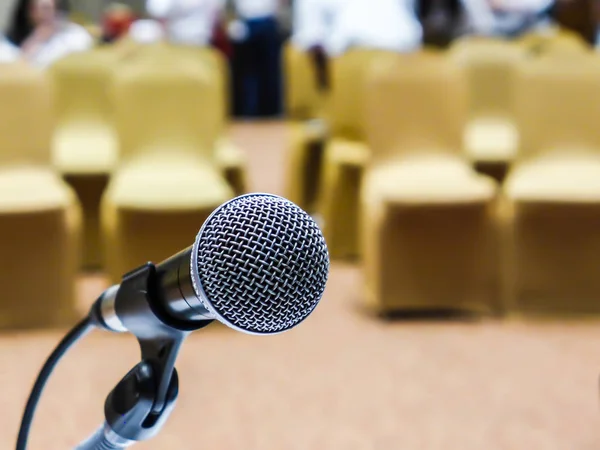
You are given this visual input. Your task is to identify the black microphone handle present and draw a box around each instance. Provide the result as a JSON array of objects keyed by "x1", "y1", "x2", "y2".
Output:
[
  {"x1": 154, "y1": 246, "x2": 211, "y2": 323},
  {"x1": 96, "y1": 246, "x2": 213, "y2": 335}
]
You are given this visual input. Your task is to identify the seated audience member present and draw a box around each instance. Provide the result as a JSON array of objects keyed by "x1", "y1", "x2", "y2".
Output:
[
  {"x1": 127, "y1": 18, "x2": 166, "y2": 44},
  {"x1": 418, "y1": 0, "x2": 470, "y2": 47},
  {"x1": 211, "y1": 9, "x2": 232, "y2": 58},
  {"x1": 552, "y1": 0, "x2": 596, "y2": 44},
  {"x1": 460, "y1": 0, "x2": 556, "y2": 38},
  {"x1": 7, "y1": 0, "x2": 94, "y2": 68},
  {"x1": 145, "y1": 0, "x2": 224, "y2": 47},
  {"x1": 324, "y1": 0, "x2": 423, "y2": 57},
  {"x1": 592, "y1": 0, "x2": 600, "y2": 48},
  {"x1": 101, "y1": 3, "x2": 136, "y2": 43},
  {"x1": 0, "y1": 35, "x2": 21, "y2": 62}
]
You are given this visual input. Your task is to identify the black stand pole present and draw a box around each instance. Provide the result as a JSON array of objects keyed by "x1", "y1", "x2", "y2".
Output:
[{"x1": 75, "y1": 263, "x2": 212, "y2": 449}]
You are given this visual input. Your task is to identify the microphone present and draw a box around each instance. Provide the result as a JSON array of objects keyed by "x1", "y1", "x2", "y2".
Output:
[
  {"x1": 94, "y1": 193, "x2": 330, "y2": 336},
  {"x1": 17, "y1": 193, "x2": 329, "y2": 450}
]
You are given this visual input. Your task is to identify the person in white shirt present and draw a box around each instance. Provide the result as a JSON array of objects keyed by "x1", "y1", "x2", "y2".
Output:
[
  {"x1": 0, "y1": 35, "x2": 21, "y2": 63},
  {"x1": 291, "y1": 0, "x2": 338, "y2": 51},
  {"x1": 228, "y1": 0, "x2": 282, "y2": 117},
  {"x1": 460, "y1": 0, "x2": 556, "y2": 38},
  {"x1": 290, "y1": 0, "x2": 341, "y2": 91},
  {"x1": 323, "y1": 0, "x2": 423, "y2": 57},
  {"x1": 145, "y1": 0, "x2": 225, "y2": 46},
  {"x1": 7, "y1": 0, "x2": 93, "y2": 68},
  {"x1": 290, "y1": 0, "x2": 422, "y2": 91},
  {"x1": 127, "y1": 18, "x2": 167, "y2": 44}
]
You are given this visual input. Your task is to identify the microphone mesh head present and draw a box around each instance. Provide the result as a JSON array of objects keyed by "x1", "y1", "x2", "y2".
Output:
[{"x1": 193, "y1": 194, "x2": 329, "y2": 335}]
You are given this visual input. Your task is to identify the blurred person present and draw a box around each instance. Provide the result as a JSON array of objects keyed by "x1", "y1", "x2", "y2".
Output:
[
  {"x1": 290, "y1": 0, "x2": 341, "y2": 91},
  {"x1": 289, "y1": 0, "x2": 422, "y2": 92},
  {"x1": 460, "y1": 0, "x2": 556, "y2": 37},
  {"x1": 145, "y1": 0, "x2": 225, "y2": 46},
  {"x1": 552, "y1": 0, "x2": 596, "y2": 44},
  {"x1": 418, "y1": 0, "x2": 469, "y2": 47},
  {"x1": 228, "y1": 0, "x2": 283, "y2": 117},
  {"x1": 7, "y1": 0, "x2": 94, "y2": 68},
  {"x1": 596, "y1": 0, "x2": 600, "y2": 47},
  {"x1": 211, "y1": 9, "x2": 233, "y2": 57},
  {"x1": 0, "y1": 34, "x2": 21, "y2": 62},
  {"x1": 323, "y1": 0, "x2": 423, "y2": 57},
  {"x1": 127, "y1": 18, "x2": 167, "y2": 44},
  {"x1": 101, "y1": 3, "x2": 137, "y2": 43}
]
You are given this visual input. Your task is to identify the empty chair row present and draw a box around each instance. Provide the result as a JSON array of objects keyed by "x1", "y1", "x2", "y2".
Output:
[
  {"x1": 362, "y1": 51, "x2": 600, "y2": 317},
  {"x1": 293, "y1": 49, "x2": 600, "y2": 317},
  {"x1": 285, "y1": 32, "x2": 593, "y2": 261},
  {"x1": 40, "y1": 43, "x2": 246, "y2": 269},
  {"x1": 0, "y1": 46, "x2": 247, "y2": 328}
]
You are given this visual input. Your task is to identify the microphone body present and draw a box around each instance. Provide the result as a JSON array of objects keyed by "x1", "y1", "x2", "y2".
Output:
[
  {"x1": 97, "y1": 245, "x2": 212, "y2": 336},
  {"x1": 96, "y1": 193, "x2": 330, "y2": 338}
]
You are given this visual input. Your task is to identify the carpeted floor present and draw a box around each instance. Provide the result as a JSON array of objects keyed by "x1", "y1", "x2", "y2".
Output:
[{"x1": 2, "y1": 122, "x2": 600, "y2": 450}]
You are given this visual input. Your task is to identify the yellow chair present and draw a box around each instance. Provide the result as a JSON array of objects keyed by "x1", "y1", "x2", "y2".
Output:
[
  {"x1": 449, "y1": 38, "x2": 528, "y2": 183},
  {"x1": 171, "y1": 45, "x2": 248, "y2": 196},
  {"x1": 132, "y1": 43, "x2": 248, "y2": 196},
  {"x1": 283, "y1": 42, "x2": 322, "y2": 120},
  {"x1": 49, "y1": 48, "x2": 121, "y2": 269},
  {"x1": 283, "y1": 42, "x2": 326, "y2": 212},
  {"x1": 518, "y1": 28, "x2": 590, "y2": 56},
  {"x1": 108, "y1": 35, "x2": 144, "y2": 59},
  {"x1": 318, "y1": 49, "x2": 410, "y2": 259},
  {"x1": 0, "y1": 62, "x2": 82, "y2": 328},
  {"x1": 501, "y1": 54, "x2": 600, "y2": 317},
  {"x1": 360, "y1": 52, "x2": 499, "y2": 316},
  {"x1": 102, "y1": 53, "x2": 233, "y2": 283}
]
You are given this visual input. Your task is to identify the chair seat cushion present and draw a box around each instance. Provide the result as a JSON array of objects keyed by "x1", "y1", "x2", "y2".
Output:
[
  {"x1": 464, "y1": 117, "x2": 519, "y2": 162},
  {"x1": 364, "y1": 156, "x2": 497, "y2": 205},
  {"x1": 305, "y1": 118, "x2": 329, "y2": 141},
  {"x1": 215, "y1": 138, "x2": 246, "y2": 169},
  {"x1": 289, "y1": 119, "x2": 328, "y2": 144},
  {"x1": 53, "y1": 124, "x2": 118, "y2": 174},
  {"x1": 0, "y1": 166, "x2": 76, "y2": 213},
  {"x1": 106, "y1": 156, "x2": 233, "y2": 210},
  {"x1": 505, "y1": 156, "x2": 600, "y2": 203},
  {"x1": 326, "y1": 138, "x2": 370, "y2": 167}
]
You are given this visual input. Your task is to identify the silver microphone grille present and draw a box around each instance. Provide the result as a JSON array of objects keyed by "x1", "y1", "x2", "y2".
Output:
[{"x1": 192, "y1": 194, "x2": 329, "y2": 335}]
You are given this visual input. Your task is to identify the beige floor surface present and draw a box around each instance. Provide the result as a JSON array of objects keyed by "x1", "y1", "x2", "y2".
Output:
[{"x1": 1, "y1": 122, "x2": 600, "y2": 450}]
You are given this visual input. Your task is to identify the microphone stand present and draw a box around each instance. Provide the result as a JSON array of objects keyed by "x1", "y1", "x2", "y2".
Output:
[
  {"x1": 74, "y1": 362, "x2": 179, "y2": 449},
  {"x1": 75, "y1": 263, "x2": 212, "y2": 449}
]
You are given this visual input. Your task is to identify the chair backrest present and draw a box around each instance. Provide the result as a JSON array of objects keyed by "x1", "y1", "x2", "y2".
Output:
[
  {"x1": 543, "y1": 32, "x2": 590, "y2": 56},
  {"x1": 328, "y1": 48, "x2": 399, "y2": 141},
  {"x1": 0, "y1": 62, "x2": 53, "y2": 167},
  {"x1": 449, "y1": 38, "x2": 528, "y2": 120},
  {"x1": 112, "y1": 50, "x2": 218, "y2": 164},
  {"x1": 514, "y1": 54, "x2": 600, "y2": 161},
  {"x1": 365, "y1": 51, "x2": 467, "y2": 165},
  {"x1": 519, "y1": 28, "x2": 589, "y2": 56},
  {"x1": 48, "y1": 48, "x2": 117, "y2": 129},
  {"x1": 128, "y1": 43, "x2": 225, "y2": 136},
  {"x1": 283, "y1": 42, "x2": 321, "y2": 120},
  {"x1": 162, "y1": 45, "x2": 230, "y2": 135}
]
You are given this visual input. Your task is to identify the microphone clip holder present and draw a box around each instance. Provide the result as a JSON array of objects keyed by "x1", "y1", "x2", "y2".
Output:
[
  {"x1": 103, "y1": 360, "x2": 179, "y2": 443},
  {"x1": 95, "y1": 262, "x2": 212, "y2": 444}
]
